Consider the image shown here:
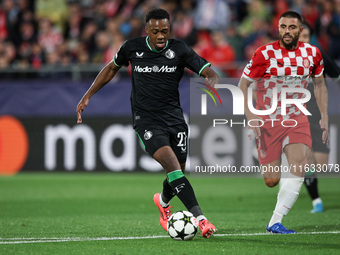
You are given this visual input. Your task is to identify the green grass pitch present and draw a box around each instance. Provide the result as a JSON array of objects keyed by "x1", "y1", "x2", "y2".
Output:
[{"x1": 0, "y1": 173, "x2": 339, "y2": 255}]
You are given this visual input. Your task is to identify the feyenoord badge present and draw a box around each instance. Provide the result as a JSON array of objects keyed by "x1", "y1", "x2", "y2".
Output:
[
  {"x1": 144, "y1": 130, "x2": 153, "y2": 140},
  {"x1": 165, "y1": 49, "x2": 175, "y2": 59}
]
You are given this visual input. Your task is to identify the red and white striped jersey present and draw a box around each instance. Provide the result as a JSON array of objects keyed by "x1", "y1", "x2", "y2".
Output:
[{"x1": 243, "y1": 40, "x2": 324, "y2": 121}]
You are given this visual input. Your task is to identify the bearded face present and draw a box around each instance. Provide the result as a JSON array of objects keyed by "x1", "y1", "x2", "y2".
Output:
[{"x1": 278, "y1": 17, "x2": 302, "y2": 50}]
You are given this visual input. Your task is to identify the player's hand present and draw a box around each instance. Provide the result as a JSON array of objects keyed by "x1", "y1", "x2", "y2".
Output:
[
  {"x1": 319, "y1": 117, "x2": 329, "y2": 145},
  {"x1": 76, "y1": 96, "x2": 89, "y2": 124},
  {"x1": 246, "y1": 112, "x2": 263, "y2": 140},
  {"x1": 204, "y1": 76, "x2": 219, "y2": 91}
]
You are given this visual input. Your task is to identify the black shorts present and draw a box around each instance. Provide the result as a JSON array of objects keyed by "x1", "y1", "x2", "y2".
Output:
[
  {"x1": 135, "y1": 121, "x2": 188, "y2": 163},
  {"x1": 309, "y1": 119, "x2": 330, "y2": 153}
]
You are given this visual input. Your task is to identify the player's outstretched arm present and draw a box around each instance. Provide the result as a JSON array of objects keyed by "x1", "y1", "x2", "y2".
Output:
[
  {"x1": 77, "y1": 61, "x2": 120, "y2": 123},
  {"x1": 313, "y1": 75, "x2": 329, "y2": 144},
  {"x1": 238, "y1": 76, "x2": 262, "y2": 139}
]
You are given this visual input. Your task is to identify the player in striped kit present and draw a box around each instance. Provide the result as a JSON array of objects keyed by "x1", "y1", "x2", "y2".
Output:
[{"x1": 238, "y1": 11, "x2": 329, "y2": 234}]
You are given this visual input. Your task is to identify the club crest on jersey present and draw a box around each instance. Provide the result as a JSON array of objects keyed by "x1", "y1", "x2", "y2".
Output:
[
  {"x1": 136, "y1": 52, "x2": 144, "y2": 58},
  {"x1": 303, "y1": 59, "x2": 310, "y2": 68},
  {"x1": 144, "y1": 130, "x2": 153, "y2": 140},
  {"x1": 165, "y1": 49, "x2": 175, "y2": 59}
]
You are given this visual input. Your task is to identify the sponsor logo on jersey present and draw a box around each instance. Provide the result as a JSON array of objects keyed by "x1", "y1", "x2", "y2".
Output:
[
  {"x1": 134, "y1": 65, "x2": 177, "y2": 73},
  {"x1": 152, "y1": 66, "x2": 159, "y2": 72},
  {"x1": 165, "y1": 49, "x2": 175, "y2": 59},
  {"x1": 136, "y1": 52, "x2": 144, "y2": 58}
]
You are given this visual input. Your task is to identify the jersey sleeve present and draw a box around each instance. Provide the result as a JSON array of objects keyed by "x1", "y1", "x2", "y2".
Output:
[
  {"x1": 182, "y1": 42, "x2": 211, "y2": 76},
  {"x1": 242, "y1": 49, "x2": 267, "y2": 81},
  {"x1": 312, "y1": 47, "x2": 324, "y2": 77},
  {"x1": 322, "y1": 52, "x2": 340, "y2": 78},
  {"x1": 112, "y1": 40, "x2": 129, "y2": 67}
]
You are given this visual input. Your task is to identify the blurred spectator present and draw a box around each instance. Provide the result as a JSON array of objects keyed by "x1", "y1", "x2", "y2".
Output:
[
  {"x1": 63, "y1": 3, "x2": 86, "y2": 42},
  {"x1": 160, "y1": 0, "x2": 178, "y2": 18},
  {"x1": 91, "y1": 30, "x2": 115, "y2": 64},
  {"x1": 1, "y1": 0, "x2": 340, "y2": 78},
  {"x1": 194, "y1": 0, "x2": 232, "y2": 31},
  {"x1": 291, "y1": 0, "x2": 305, "y2": 14},
  {"x1": 111, "y1": 31, "x2": 125, "y2": 55},
  {"x1": 126, "y1": 15, "x2": 144, "y2": 39},
  {"x1": 19, "y1": 20, "x2": 35, "y2": 43},
  {"x1": 193, "y1": 30, "x2": 212, "y2": 58},
  {"x1": 271, "y1": 0, "x2": 289, "y2": 36},
  {"x1": 17, "y1": 0, "x2": 34, "y2": 24},
  {"x1": 35, "y1": 0, "x2": 68, "y2": 31},
  {"x1": 225, "y1": 25, "x2": 244, "y2": 61},
  {"x1": 16, "y1": 55, "x2": 30, "y2": 70},
  {"x1": 30, "y1": 42, "x2": 43, "y2": 69},
  {"x1": 244, "y1": 32, "x2": 272, "y2": 61},
  {"x1": 133, "y1": 0, "x2": 161, "y2": 20},
  {"x1": 2, "y1": 0, "x2": 19, "y2": 44},
  {"x1": 77, "y1": 48, "x2": 90, "y2": 65},
  {"x1": 315, "y1": 0, "x2": 334, "y2": 53},
  {"x1": 120, "y1": 0, "x2": 139, "y2": 19},
  {"x1": 38, "y1": 18, "x2": 63, "y2": 54},
  {"x1": 105, "y1": 0, "x2": 123, "y2": 18},
  {"x1": 172, "y1": 9, "x2": 196, "y2": 46},
  {"x1": 17, "y1": 21, "x2": 36, "y2": 59},
  {"x1": 0, "y1": 41, "x2": 16, "y2": 64},
  {"x1": 328, "y1": 0, "x2": 340, "y2": 61},
  {"x1": 106, "y1": 17, "x2": 121, "y2": 37},
  {"x1": 45, "y1": 50, "x2": 60, "y2": 66},
  {"x1": 0, "y1": 7, "x2": 8, "y2": 41},
  {"x1": 80, "y1": 20, "x2": 98, "y2": 57},
  {"x1": 301, "y1": 0, "x2": 319, "y2": 29},
  {"x1": 0, "y1": 41, "x2": 12, "y2": 69},
  {"x1": 199, "y1": 31, "x2": 236, "y2": 77},
  {"x1": 93, "y1": 1, "x2": 111, "y2": 30},
  {"x1": 0, "y1": 51, "x2": 11, "y2": 69},
  {"x1": 239, "y1": 0, "x2": 270, "y2": 38}
]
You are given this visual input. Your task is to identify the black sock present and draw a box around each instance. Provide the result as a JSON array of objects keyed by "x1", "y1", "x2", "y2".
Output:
[
  {"x1": 161, "y1": 178, "x2": 175, "y2": 204},
  {"x1": 304, "y1": 175, "x2": 319, "y2": 200},
  {"x1": 169, "y1": 176, "x2": 203, "y2": 217}
]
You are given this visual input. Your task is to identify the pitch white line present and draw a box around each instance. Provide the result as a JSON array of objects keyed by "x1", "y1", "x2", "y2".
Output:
[{"x1": 0, "y1": 231, "x2": 339, "y2": 244}]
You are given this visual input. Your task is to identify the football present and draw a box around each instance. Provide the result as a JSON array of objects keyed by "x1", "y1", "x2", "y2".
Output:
[{"x1": 167, "y1": 211, "x2": 198, "y2": 241}]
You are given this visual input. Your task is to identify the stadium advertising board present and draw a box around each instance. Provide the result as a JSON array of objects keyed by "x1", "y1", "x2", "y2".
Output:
[
  {"x1": 0, "y1": 78, "x2": 339, "y2": 175},
  {"x1": 0, "y1": 116, "x2": 338, "y2": 175}
]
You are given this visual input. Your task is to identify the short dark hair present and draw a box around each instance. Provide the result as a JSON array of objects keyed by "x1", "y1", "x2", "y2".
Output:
[
  {"x1": 280, "y1": 11, "x2": 302, "y2": 23},
  {"x1": 145, "y1": 8, "x2": 170, "y2": 23}
]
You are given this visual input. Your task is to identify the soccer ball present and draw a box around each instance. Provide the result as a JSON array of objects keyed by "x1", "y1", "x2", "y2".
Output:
[{"x1": 167, "y1": 211, "x2": 198, "y2": 241}]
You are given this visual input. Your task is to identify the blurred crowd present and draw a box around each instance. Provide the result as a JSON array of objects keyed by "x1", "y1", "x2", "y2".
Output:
[{"x1": 0, "y1": 0, "x2": 340, "y2": 78}]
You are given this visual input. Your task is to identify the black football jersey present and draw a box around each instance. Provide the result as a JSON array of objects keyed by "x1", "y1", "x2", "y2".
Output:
[
  {"x1": 113, "y1": 36, "x2": 211, "y2": 127},
  {"x1": 307, "y1": 51, "x2": 340, "y2": 122}
]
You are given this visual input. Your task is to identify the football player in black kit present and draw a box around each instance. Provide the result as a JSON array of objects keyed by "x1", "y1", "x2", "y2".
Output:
[
  {"x1": 299, "y1": 21, "x2": 340, "y2": 213},
  {"x1": 77, "y1": 8, "x2": 218, "y2": 238}
]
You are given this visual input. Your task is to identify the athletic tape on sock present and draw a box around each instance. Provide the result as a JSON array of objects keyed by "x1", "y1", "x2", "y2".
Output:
[
  {"x1": 305, "y1": 166, "x2": 316, "y2": 176},
  {"x1": 167, "y1": 170, "x2": 184, "y2": 183}
]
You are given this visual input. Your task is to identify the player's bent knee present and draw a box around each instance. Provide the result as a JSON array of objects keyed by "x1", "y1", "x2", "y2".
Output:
[
  {"x1": 264, "y1": 178, "x2": 280, "y2": 188},
  {"x1": 153, "y1": 146, "x2": 181, "y2": 172}
]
